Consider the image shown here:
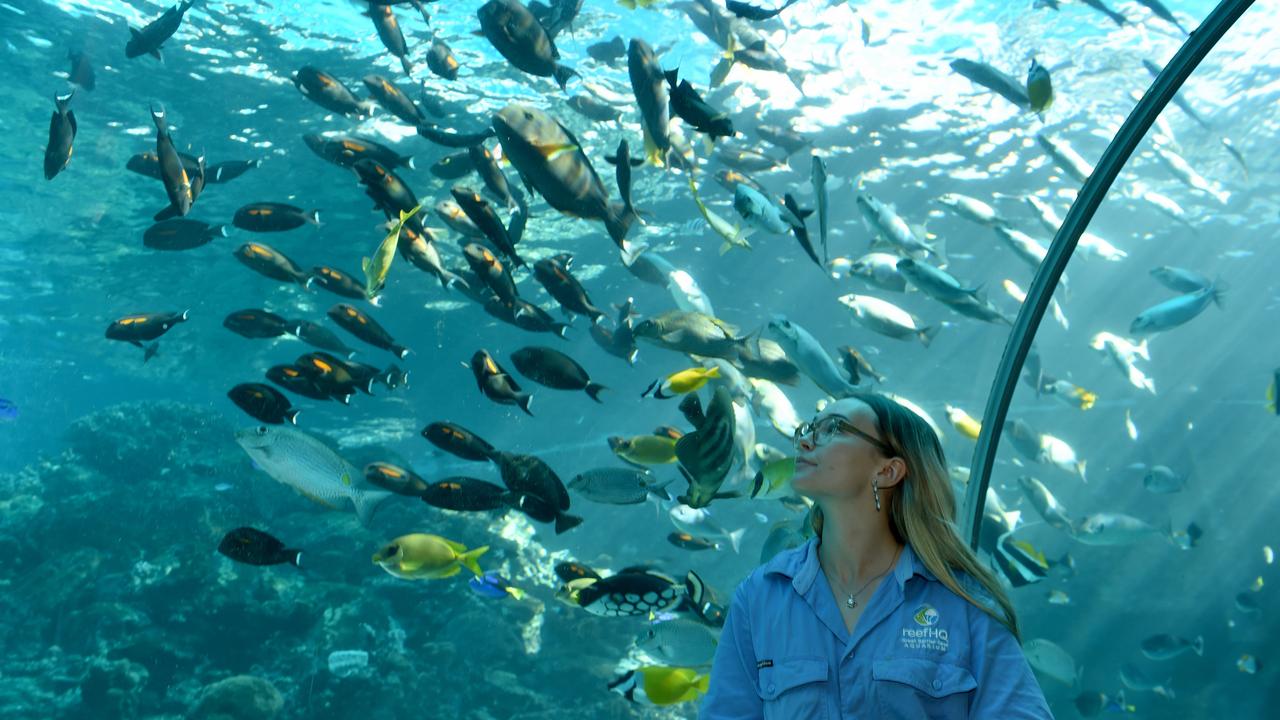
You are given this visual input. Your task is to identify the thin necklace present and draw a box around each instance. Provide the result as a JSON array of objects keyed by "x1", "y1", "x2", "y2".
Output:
[{"x1": 833, "y1": 544, "x2": 902, "y2": 609}]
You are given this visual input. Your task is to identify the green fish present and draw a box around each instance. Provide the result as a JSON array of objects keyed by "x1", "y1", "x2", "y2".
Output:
[{"x1": 363, "y1": 202, "x2": 423, "y2": 305}]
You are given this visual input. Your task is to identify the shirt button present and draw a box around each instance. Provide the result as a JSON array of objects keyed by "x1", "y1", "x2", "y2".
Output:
[
  {"x1": 768, "y1": 684, "x2": 776, "y2": 693},
  {"x1": 933, "y1": 680, "x2": 942, "y2": 690}
]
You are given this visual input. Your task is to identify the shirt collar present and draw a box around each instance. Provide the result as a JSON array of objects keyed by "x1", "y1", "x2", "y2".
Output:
[{"x1": 764, "y1": 537, "x2": 936, "y2": 594}]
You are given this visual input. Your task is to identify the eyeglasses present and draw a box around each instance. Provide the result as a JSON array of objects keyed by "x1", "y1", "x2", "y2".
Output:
[{"x1": 792, "y1": 415, "x2": 895, "y2": 456}]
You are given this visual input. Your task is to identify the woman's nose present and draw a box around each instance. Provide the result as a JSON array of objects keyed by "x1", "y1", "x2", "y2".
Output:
[{"x1": 796, "y1": 435, "x2": 815, "y2": 452}]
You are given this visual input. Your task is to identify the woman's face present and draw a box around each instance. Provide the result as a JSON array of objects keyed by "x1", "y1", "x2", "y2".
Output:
[{"x1": 791, "y1": 398, "x2": 895, "y2": 502}]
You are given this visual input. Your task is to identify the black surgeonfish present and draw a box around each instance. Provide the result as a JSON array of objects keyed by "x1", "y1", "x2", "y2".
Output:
[
  {"x1": 415, "y1": 121, "x2": 497, "y2": 148},
  {"x1": 398, "y1": 226, "x2": 467, "y2": 289},
  {"x1": 105, "y1": 310, "x2": 189, "y2": 361},
  {"x1": 586, "y1": 36, "x2": 626, "y2": 65},
  {"x1": 589, "y1": 298, "x2": 639, "y2": 364},
  {"x1": 494, "y1": 451, "x2": 582, "y2": 533},
  {"x1": 310, "y1": 266, "x2": 367, "y2": 299},
  {"x1": 362, "y1": 75, "x2": 424, "y2": 125},
  {"x1": 44, "y1": 91, "x2": 76, "y2": 180},
  {"x1": 126, "y1": 150, "x2": 202, "y2": 180},
  {"x1": 233, "y1": 202, "x2": 320, "y2": 232},
  {"x1": 566, "y1": 94, "x2": 622, "y2": 122},
  {"x1": 675, "y1": 386, "x2": 740, "y2": 508},
  {"x1": 327, "y1": 303, "x2": 409, "y2": 359},
  {"x1": 452, "y1": 187, "x2": 523, "y2": 267},
  {"x1": 628, "y1": 39, "x2": 671, "y2": 165},
  {"x1": 366, "y1": 0, "x2": 432, "y2": 26},
  {"x1": 422, "y1": 421, "x2": 498, "y2": 462},
  {"x1": 364, "y1": 462, "x2": 429, "y2": 497},
  {"x1": 469, "y1": 349, "x2": 533, "y2": 415},
  {"x1": 367, "y1": 4, "x2": 414, "y2": 77},
  {"x1": 532, "y1": 255, "x2": 605, "y2": 323},
  {"x1": 294, "y1": 65, "x2": 371, "y2": 117},
  {"x1": 468, "y1": 143, "x2": 520, "y2": 209},
  {"x1": 492, "y1": 104, "x2": 636, "y2": 251},
  {"x1": 421, "y1": 477, "x2": 510, "y2": 512},
  {"x1": 476, "y1": 0, "x2": 576, "y2": 91},
  {"x1": 290, "y1": 319, "x2": 357, "y2": 358},
  {"x1": 67, "y1": 50, "x2": 95, "y2": 90},
  {"x1": 143, "y1": 218, "x2": 226, "y2": 250},
  {"x1": 428, "y1": 150, "x2": 473, "y2": 179},
  {"x1": 125, "y1": 0, "x2": 194, "y2": 60},
  {"x1": 462, "y1": 242, "x2": 520, "y2": 308},
  {"x1": 217, "y1": 527, "x2": 302, "y2": 567},
  {"x1": 303, "y1": 134, "x2": 415, "y2": 170},
  {"x1": 426, "y1": 37, "x2": 460, "y2": 80},
  {"x1": 949, "y1": 58, "x2": 1031, "y2": 110},
  {"x1": 223, "y1": 309, "x2": 290, "y2": 339},
  {"x1": 509, "y1": 346, "x2": 606, "y2": 402},
  {"x1": 228, "y1": 383, "x2": 299, "y2": 425},
  {"x1": 207, "y1": 159, "x2": 261, "y2": 183},
  {"x1": 483, "y1": 297, "x2": 570, "y2": 338},
  {"x1": 604, "y1": 140, "x2": 644, "y2": 225},
  {"x1": 353, "y1": 159, "x2": 426, "y2": 234},
  {"x1": 233, "y1": 242, "x2": 313, "y2": 287},
  {"x1": 782, "y1": 193, "x2": 821, "y2": 269},
  {"x1": 266, "y1": 364, "x2": 335, "y2": 402},
  {"x1": 528, "y1": 0, "x2": 583, "y2": 39},
  {"x1": 664, "y1": 68, "x2": 735, "y2": 140},
  {"x1": 150, "y1": 105, "x2": 192, "y2": 217},
  {"x1": 725, "y1": 0, "x2": 799, "y2": 21}
]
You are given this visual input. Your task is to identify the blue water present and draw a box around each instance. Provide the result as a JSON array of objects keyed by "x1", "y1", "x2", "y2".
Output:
[{"x1": 2, "y1": 0, "x2": 1277, "y2": 717}]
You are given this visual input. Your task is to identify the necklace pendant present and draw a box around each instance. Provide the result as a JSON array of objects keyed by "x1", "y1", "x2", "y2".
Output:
[{"x1": 846, "y1": 596, "x2": 856, "y2": 609}]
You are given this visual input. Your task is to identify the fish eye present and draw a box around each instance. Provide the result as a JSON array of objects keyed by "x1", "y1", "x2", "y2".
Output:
[{"x1": 255, "y1": 426, "x2": 267, "y2": 435}]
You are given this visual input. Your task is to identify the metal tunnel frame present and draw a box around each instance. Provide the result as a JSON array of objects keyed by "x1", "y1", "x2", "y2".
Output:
[{"x1": 961, "y1": 0, "x2": 1257, "y2": 549}]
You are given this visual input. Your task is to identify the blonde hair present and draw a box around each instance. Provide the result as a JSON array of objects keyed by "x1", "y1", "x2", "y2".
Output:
[{"x1": 809, "y1": 392, "x2": 1021, "y2": 641}]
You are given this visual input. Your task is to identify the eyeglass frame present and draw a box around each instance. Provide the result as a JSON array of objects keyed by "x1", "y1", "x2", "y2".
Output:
[{"x1": 792, "y1": 414, "x2": 897, "y2": 457}]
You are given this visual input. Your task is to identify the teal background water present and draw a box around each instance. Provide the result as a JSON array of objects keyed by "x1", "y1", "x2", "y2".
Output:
[{"x1": 1, "y1": 0, "x2": 1277, "y2": 717}]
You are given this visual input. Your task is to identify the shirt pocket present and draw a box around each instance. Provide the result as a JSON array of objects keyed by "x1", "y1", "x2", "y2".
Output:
[
  {"x1": 873, "y1": 658, "x2": 977, "y2": 720},
  {"x1": 756, "y1": 656, "x2": 829, "y2": 720}
]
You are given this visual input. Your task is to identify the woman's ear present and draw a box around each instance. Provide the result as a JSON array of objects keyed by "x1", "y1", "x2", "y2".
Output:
[{"x1": 878, "y1": 457, "x2": 907, "y2": 489}]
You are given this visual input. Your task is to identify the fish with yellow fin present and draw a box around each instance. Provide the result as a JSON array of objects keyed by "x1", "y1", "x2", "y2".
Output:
[
  {"x1": 643, "y1": 365, "x2": 721, "y2": 399},
  {"x1": 363, "y1": 202, "x2": 423, "y2": 305},
  {"x1": 945, "y1": 404, "x2": 982, "y2": 440},
  {"x1": 609, "y1": 666, "x2": 710, "y2": 706},
  {"x1": 371, "y1": 534, "x2": 487, "y2": 580}
]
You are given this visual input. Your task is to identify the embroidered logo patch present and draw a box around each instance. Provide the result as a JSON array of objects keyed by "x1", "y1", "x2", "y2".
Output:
[
  {"x1": 902, "y1": 604, "x2": 949, "y2": 653},
  {"x1": 757, "y1": 660, "x2": 774, "y2": 669}
]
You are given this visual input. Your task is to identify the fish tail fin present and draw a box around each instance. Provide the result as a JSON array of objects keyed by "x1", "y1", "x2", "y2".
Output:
[
  {"x1": 460, "y1": 545, "x2": 489, "y2": 577},
  {"x1": 287, "y1": 550, "x2": 303, "y2": 568},
  {"x1": 286, "y1": 409, "x2": 300, "y2": 425},
  {"x1": 394, "y1": 345, "x2": 410, "y2": 360},
  {"x1": 212, "y1": 224, "x2": 229, "y2": 238},
  {"x1": 1193, "y1": 635, "x2": 1204, "y2": 656},
  {"x1": 1077, "y1": 460, "x2": 1087, "y2": 483},
  {"x1": 553, "y1": 64, "x2": 577, "y2": 92},
  {"x1": 307, "y1": 209, "x2": 321, "y2": 225},
  {"x1": 918, "y1": 325, "x2": 941, "y2": 348},
  {"x1": 606, "y1": 201, "x2": 636, "y2": 248},
  {"x1": 518, "y1": 393, "x2": 534, "y2": 416},
  {"x1": 1211, "y1": 277, "x2": 1228, "y2": 308},
  {"x1": 150, "y1": 104, "x2": 165, "y2": 130},
  {"x1": 353, "y1": 489, "x2": 393, "y2": 527},
  {"x1": 586, "y1": 382, "x2": 607, "y2": 403},
  {"x1": 555, "y1": 512, "x2": 584, "y2": 534},
  {"x1": 400, "y1": 56, "x2": 414, "y2": 78},
  {"x1": 55, "y1": 90, "x2": 74, "y2": 112},
  {"x1": 727, "y1": 527, "x2": 745, "y2": 554}
]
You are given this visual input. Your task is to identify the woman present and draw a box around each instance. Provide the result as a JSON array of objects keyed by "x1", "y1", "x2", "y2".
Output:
[{"x1": 699, "y1": 392, "x2": 1052, "y2": 719}]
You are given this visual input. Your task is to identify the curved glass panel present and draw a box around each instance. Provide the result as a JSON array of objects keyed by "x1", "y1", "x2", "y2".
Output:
[{"x1": 0, "y1": 1, "x2": 1266, "y2": 719}]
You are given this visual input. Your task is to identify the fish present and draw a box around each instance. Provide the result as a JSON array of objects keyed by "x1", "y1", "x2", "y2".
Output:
[
  {"x1": 837, "y1": 345, "x2": 886, "y2": 385},
  {"x1": 810, "y1": 154, "x2": 829, "y2": 263},
  {"x1": 353, "y1": 159, "x2": 426, "y2": 235},
  {"x1": 949, "y1": 58, "x2": 1031, "y2": 110},
  {"x1": 675, "y1": 387, "x2": 739, "y2": 508},
  {"x1": 398, "y1": 226, "x2": 467, "y2": 290},
  {"x1": 689, "y1": 175, "x2": 753, "y2": 255},
  {"x1": 293, "y1": 65, "x2": 371, "y2": 117},
  {"x1": 939, "y1": 193, "x2": 1004, "y2": 228},
  {"x1": 855, "y1": 194, "x2": 941, "y2": 261},
  {"x1": 125, "y1": 0, "x2": 194, "y2": 60},
  {"x1": 469, "y1": 349, "x2": 533, "y2": 415},
  {"x1": 366, "y1": 5, "x2": 414, "y2": 77},
  {"x1": 1022, "y1": 638, "x2": 1080, "y2": 687},
  {"x1": 1017, "y1": 476, "x2": 1074, "y2": 533},
  {"x1": 206, "y1": 159, "x2": 260, "y2": 184},
  {"x1": 149, "y1": 105, "x2": 194, "y2": 218},
  {"x1": 1081, "y1": 0, "x2": 1128, "y2": 27},
  {"x1": 751, "y1": 456, "x2": 796, "y2": 499},
  {"x1": 604, "y1": 140, "x2": 644, "y2": 227},
  {"x1": 569, "y1": 467, "x2": 672, "y2": 505},
  {"x1": 288, "y1": 320, "x2": 355, "y2": 359},
  {"x1": 362, "y1": 75, "x2": 424, "y2": 125},
  {"x1": 234, "y1": 425, "x2": 392, "y2": 526},
  {"x1": 664, "y1": 68, "x2": 734, "y2": 141},
  {"x1": 363, "y1": 203, "x2": 423, "y2": 303},
  {"x1": 217, "y1": 527, "x2": 302, "y2": 567},
  {"x1": 421, "y1": 421, "x2": 498, "y2": 461},
  {"x1": 1036, "y1": 133, "x2": 1094, "y2": 183},
  {"x1": 1074, "y1": 513, "x2": 1170, "y2": 546},
  {"x1": 532, "y1": 256, "x2": 605, "y2": 323},
  {"x1": 469, "y1": 570, "x2": 527, "y2": 601},
  {"x1": 629, "y1": 38, "x2": 673, "y2": 165},
  {"x1": 44, "y1": 91, "x2": 76, "y2": 180},
  {"x1": 635, "y1": 617, "x2": 719, "y2": 667},
  {"x1": 468, "y1": 144, "x2": 520, "y2": 210},
  {"x1": 364, "y1": 462, "x2": 429, "y2": 497},
  {"x1": 309, "y1": 266, "x2": 367, "y2": 300},
  {"x1": 644, "y1": 366, "x2": 721, "y2": 399},
  {"x1": 105, "y1": 310, "x2": 189, "y2": 361},
  {"x1": 303, "y1": 134, "x2": 414, "y2": 171},
  {"x1": 846, "y1": 253, "x2": 908, "y2": 293},
  {"x1": 1130, "y1": 283, "x2": 1224, "y2": 335},
  {"x1": 233, "y1": 203, "x2": 320, "y2": 233},
  {"x1": 1140, "y1": 634, "x2": 1203, "y2": 661},
  {"x1": 476, "y1": 0, "x2": 576, "y2": 90},
  {"x1": 327, "y1": 304, "x2": 409, "y2": 359},
  {"x1": 1120, "y1": 663, "x2": 1175, "y2": 698},
  {"x1": 143, "y1": 218, "x2": 227, "y2": 250},
  {"x1": 633, "y1": 310, "x2": 747, "y2": 361},
  {"x1": 221, "y1": 309, "x2": 288, "y2": 340},
  {"x1": 421, "y1": 477, "x2": 511, "y2": 512},
  {"x1": 462, "y1": 242, "x2": 520, "y2": 309},
  {"x1": 609, "y1": 666, "x2": 710, "y2": 706},
  {"x1": 67, "y1": 50, "x2": 95, "y2": 90},
  {"x1": 452, "y1": 187, "x2": 523, "y2": 267},
  {"x1": 492, "y1": 103, "x2": 636, "y2": 250},
  {"x1": 670, "y1": 503, "x2": 745, "y2": 553},
  {"x1": 372, "y1": 534, "x2": 488, "y2": 580},
  {"x1": 1026, "y1": 58, "x2": 1054, "y2": 117},
  {"x1": 610, "y1": 434, "x2": 679, "y2": 466},
  {"x1": 560, "y1": 570, "x2": 683, "y2": 617},
  {"x1": 1090, "y1": 332, "x2": 1155, "y2": 394},
  {"x1": 0, "y1": 399, "x2": 17, "y2": 421},
  {"x1": 726, "y1": 0, "x2": 799, "y2": 21},
  {"x1": 426, "y1": 37, "x2": 460, "y2": 80},
  {"x1": 566, "y1": 94, "x2": 622, "y2": 122},
  {"x1": 509, "y1": 346, "x2": 606, "y2": 402},
  {"x1": 234, "y1": 243, "x2": 313, "y2": 287},
  {"x1": 756, "y1": 124, "x2": 808, "y2": 156},
  {"x1": 494, "y1": 451, "x2": 582, "y2": 533},
  {"x1": 228, "y1": 383, "x2": 299, "y2": 425},
  {"x1": 838, "y1": 294, "x2": 939, "y2": 346},
  {"x1": 766, "y1": 316, "x2": 857, "y2": 398},
  {"x1": 1150, "y1": 266, "x2": 1211, "y2": 294},
  {"x1": 1237, "y1": 654, "x2": 1261, "y2": 674}
]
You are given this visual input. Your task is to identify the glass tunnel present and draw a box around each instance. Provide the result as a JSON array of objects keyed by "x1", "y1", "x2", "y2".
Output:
[{"x1": 0, "y1": 0, "x2": 1273, "y2": 718}]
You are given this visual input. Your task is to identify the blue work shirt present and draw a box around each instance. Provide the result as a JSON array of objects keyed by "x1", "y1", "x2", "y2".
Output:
[{"x1": 699, "y1": 538, "x2": 1053, "y2": 719}]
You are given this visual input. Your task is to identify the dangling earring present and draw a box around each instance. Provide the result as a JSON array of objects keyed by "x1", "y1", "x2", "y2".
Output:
[{"x1": 872, "y1": 479, "x2": 881, "y2": 512}]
